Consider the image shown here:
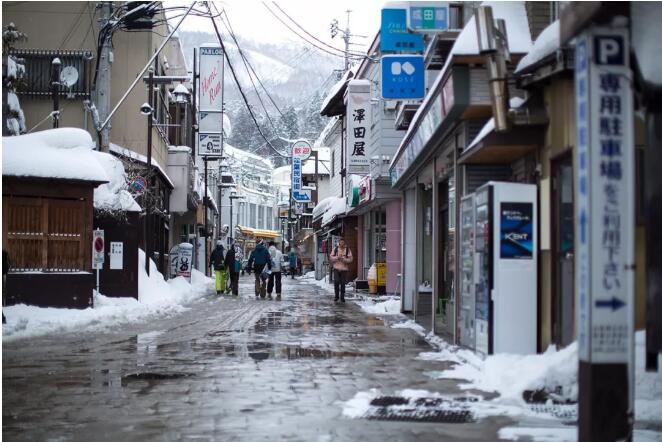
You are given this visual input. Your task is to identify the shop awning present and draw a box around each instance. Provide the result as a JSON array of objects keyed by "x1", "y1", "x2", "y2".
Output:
[{"x1": 236, "y1": 225, "x2": 280, "y2": 239}]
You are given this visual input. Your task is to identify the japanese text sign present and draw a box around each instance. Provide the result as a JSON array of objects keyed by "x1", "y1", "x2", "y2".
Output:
[
  {"x1": 381, "y1": 55, "x2": 425, "y2": 99},
  {"x1": 575, "y1": 26, "x2": 634, "y2": 364},
  {"x1": 346, "y1": 80, "x2": 371, "y2": 175},
  {"x1": 381, "y1": 8, "x2": 424, "y2": 52}
]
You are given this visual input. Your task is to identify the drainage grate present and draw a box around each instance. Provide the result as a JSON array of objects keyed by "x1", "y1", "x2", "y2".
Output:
[
  {"x1": 528, "y1": 403, "x2": 578, "y2": 422},
  {"x1": 363, "y1": 395, "x2": 475, "y2": 424}
]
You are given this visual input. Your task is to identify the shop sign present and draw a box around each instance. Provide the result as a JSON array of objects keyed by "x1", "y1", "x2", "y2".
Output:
[
  {"x1": 575, "y1": 27, "x2": 634, "y2": 364},
  {"x1": 176, "y1": 242, "x2": 193, "y2": 282},
  {"x1": 358, "y1": 176, "x2": 372, "y2": 204},
  {"x1": 198, "y1": 46, "x2": 223, "y2": 112},
  {"x1": 381, "y1": 8, "x2": 424, "y2": 53},
  {"x1": 291, "y1": 140, "x2": 312, "y2": 161},
  {"x1": 408, "y1": 3, "x2": 450, "y2": 33},
  {"x1": 346, "y1": 81, "x2": 371, "y2": 175},
  {"x1": 500, "y1": 203, "x2": 533, "y2": 259},
  {"x1": 441, "y1": 74, "x2": 454, "y2": 118},
  {"x1": 198, "y1": 133, "x2": 222, "y2": 157}
]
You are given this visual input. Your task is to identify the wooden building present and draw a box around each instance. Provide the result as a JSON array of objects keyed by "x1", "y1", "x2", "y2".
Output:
[{"x1": 2, "y1": 129, "x2": 108, "y2": 308}]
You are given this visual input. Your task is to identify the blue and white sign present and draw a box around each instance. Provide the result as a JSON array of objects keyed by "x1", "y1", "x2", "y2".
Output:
[
  {"x1": 381, "y1": 55, "x2": 425, "y2": 99},
  {"x1": 408, "y1": 3, "x2": 450, "y2": 32},
  {"x1": 291, "y1": 157, "x2": 310, "y2": 203},
  {"x1": 380, "y1": 8, "x2": 424, "y2": 53},
  {"x1": 575, "y1": 26, "x2": 634, "y2": 364}
]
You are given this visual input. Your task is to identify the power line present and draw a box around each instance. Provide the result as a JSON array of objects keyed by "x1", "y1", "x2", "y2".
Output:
[
  {"x1": 270, "y1": 2, "x2": 367, "y2": 58},
  {"x1": 206, "y1": 2, "x2": 287, "y2": 158},
  {"x1": 219, "y1": 10, "x2": 284, "y2": 119},
  {"x1": 261, "y1": 2, "x2": 366, "y2": 62}
]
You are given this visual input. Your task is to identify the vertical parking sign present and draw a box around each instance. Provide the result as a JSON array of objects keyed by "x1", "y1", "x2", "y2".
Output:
[{"x1": 575, "y1": 26, "x2": 634, "y2": 364}]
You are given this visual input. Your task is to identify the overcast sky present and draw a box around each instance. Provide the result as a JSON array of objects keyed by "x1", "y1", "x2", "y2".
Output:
[{"x1": 166, "y1": 0, "x2": 387, "y2": 50}]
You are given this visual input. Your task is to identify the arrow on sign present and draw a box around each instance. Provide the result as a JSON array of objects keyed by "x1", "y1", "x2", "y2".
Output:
[
  {"x1": 595, "y1": 296, "x2": 626, "y2": 311},
  {"x1": 579, "y1": 209, "x2": 587, "y2": 245},
  {"x1": 292, "y1": 190, "x2": 311, "y2": 202}
]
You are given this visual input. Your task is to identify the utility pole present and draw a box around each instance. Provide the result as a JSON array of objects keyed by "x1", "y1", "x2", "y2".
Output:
[
  {"x1": 97, "y1": 1, "x2": 113, "y2": 152},
  {"x1": 343, "y1": 10, "x2": 351, "y2": 72},
  {"x1": 50, "y1": 58, "x2": 61, "y2": 128},
  {"x1": 144, "y1": 67, "x2": 154, "y2": 276}
]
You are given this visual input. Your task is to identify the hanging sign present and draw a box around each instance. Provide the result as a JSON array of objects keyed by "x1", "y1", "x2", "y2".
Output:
[
  {"x1": 346, "y1": 80, "x2": 371, "y2": 175},
  {"x1": 198, "y1": 133, "x2": 222, "y2": 157},
  {"x1": 291, "y1": 140, "x2": 312, "y2": 202},
  {"x1": 408, "y1": 3, "x2": 450, "y2": 33},
  {"x1": 198, "y1": 46, "x2": 223, "y2": 112},
  {"x1": 380, "y1": 8, "x2": 424, "y2": 52},
  {"x1": 575, "y1": 26, "x2": 634, "y2": 364}
]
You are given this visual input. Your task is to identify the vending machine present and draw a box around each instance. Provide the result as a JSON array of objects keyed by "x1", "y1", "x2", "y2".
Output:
[
  {"x1": 459, "y1": 194, "x2": 476, "y2": 349},
  {"x1": 474, "y1": 182, "x2": 537, "y2": 355}
]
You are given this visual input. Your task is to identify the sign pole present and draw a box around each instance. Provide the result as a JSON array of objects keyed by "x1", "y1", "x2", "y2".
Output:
[
  {"x1": 145, "y1": 68, "x2": 154, "y2": 276},
  {"x1": 204, "y1": 156, "x2": 208, "y2": 277},
  {"x1": 575, "y1": 26, "x2": 634, "y2": 442}
]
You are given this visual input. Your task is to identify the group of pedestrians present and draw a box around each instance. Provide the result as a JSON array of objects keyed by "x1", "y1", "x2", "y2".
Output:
[{"x1": 209, "y1": 235, "x2": 354, "y2": 305}]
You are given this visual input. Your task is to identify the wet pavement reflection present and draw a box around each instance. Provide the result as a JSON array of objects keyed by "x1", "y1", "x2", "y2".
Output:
[{"x1": 3, "y1": 275, "x2": 513, "y2": 441}]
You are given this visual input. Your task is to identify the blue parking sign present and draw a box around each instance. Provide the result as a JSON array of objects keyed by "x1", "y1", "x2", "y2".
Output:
[{"x1": 381, "y1": 55, "x2": 425, "y2": 99}]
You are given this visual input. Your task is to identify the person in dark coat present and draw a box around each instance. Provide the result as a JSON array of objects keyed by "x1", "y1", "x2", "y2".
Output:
[
  {"x1": 209, "y1": 241, "x2": 226, "y2": 295},
  {"x1": 247, "y1": 239, "x2": 272, "y2": 298},
  {"x1": 224, "y1": 238, "x2": 240, "y2": 296}
]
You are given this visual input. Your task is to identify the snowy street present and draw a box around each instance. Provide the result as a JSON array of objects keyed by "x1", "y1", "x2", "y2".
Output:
[
  {"x1": 5, "y1": 274, "x2": 660, "y2": 441},
  {"x1": 3, "y1": 276, "x2": 515, "y2": 441}
]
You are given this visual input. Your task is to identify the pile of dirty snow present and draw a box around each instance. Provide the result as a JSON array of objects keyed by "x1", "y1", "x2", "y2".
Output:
[
  {"x1": 354, "y1": 296, "x2": 402, "y2": 315},
  {"x1": 2, "y1": 250, "x2": 213, "y2": 341}
]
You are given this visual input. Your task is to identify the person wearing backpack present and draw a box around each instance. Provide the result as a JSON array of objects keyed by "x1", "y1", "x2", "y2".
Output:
[
  {"x1": 329, "y1": 237, "x2": 353, "y2": 303},
  {"x1": 247, "y1": 239, "x2": 272, "y2": 298},
  {"x1": 224, "y1": 238, "x2": 241, "y2": 296},
  {"x1": 267, "y1": 241, "x2": 283, "y2": 300},
  {"x1": 209, "y1": 240, "x2": 227, "y2": 295}
]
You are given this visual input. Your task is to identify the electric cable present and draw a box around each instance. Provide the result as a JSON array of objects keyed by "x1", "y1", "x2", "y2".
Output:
[{"x1": 205, "y1": 2, "x2": 288, "y2": 158}]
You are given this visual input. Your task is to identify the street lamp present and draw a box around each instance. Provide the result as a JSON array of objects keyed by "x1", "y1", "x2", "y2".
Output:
[{"x1": 229, "y1": 190, "x2": 244, "y2": 245}]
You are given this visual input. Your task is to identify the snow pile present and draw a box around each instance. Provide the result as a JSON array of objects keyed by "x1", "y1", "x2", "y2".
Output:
[
  {"x1": 634, "y1": 330, "x2": 662, "y2": 421},
  {"x1": 354, "y1": 296, "x2": 401, "y2": 315},
  {"x1": 516, "y1": 20, "x2": 560, "y2": 73},
  {"x1": 314, "y1": 117, "x2": 340, "y2": 147},
  {"x1": 94, "y1": 151, "x2": 141, "y2": 212},
  {"x1": 300, "y1": 270, "x2": 334, "y2": 293},
  {"x1": 632, "y1": 3, "x2": 662, "y2": 87},
  {"x1": 3, "y1": 128, "x2": 108, "y2": 182},
  {"x1": 465, "y1": 96, "x2": 526, "y2": 152},
  {"x1": 320, "y1": 67, "x2": 356, "y2": 114},
  {"x1": 499, "y1": 427, "x2": 662, "y2": 442},
  {"x1": 2, "y1": 250, "x2": 214, "y2": 341}
]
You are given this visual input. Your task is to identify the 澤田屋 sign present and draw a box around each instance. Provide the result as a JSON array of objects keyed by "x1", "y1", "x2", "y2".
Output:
[{"x1": 346, "y1": 80, "x2": 371, "y2": 175}]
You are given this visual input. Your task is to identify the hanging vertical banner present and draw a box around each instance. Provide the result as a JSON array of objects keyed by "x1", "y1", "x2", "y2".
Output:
[
  {"x1": 575, "y1": 26, "x2": 634, "y2": 364},
  {"x1": 198, "y1": 46, "x2": 223, "y2": 112},
  {"x1": 346, "y1": 80, "x2": 371, "y2": 175},
  {"x1": 198, "y1": 45, "x2": 224, "y2": 157}
]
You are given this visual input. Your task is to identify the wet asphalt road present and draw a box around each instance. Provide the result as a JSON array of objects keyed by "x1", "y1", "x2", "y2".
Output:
[{"x1": 2, "y1": 275, "x2": 514, "y2": 441}]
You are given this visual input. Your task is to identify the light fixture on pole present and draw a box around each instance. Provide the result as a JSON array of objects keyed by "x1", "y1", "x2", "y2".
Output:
[{"x1": 228, "y1": 190, "x2": 244, "y2": 246}]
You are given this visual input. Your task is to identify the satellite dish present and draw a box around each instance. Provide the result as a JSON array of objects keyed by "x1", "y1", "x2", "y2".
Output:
[{"x1": 60, "y1": 66, "x2": 79, "y2": 87}]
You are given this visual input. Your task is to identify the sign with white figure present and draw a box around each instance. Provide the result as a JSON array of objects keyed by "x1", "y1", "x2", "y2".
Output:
[{"x1": 381, "y1": 55, "x2": 425, "y2": 99}]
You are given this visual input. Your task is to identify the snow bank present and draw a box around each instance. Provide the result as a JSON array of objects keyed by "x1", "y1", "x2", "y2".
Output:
[
  {"x1": 322, "y1": 197, "x2": 348, "y2": 226},
  {"x1": 3, "y1": 128, "x2": 108, "y2": 182},
  {"x1": 2, "y1": 250, "x2": 214, "y2": 341},
  {"x1": 516, "y1": 20, "x2": 560, "y2": 73},
  {"x1": 354, "y1": 296, "x2": 401, "y2": 315},
  {"x1": 300, "y1": 270, "x2": 335, "y2": 293},
  {"x1": 94, "y1": 151, "x2": 141, "y2": 212}
]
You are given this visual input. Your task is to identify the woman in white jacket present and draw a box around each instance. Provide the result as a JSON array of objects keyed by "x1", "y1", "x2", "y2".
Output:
[{"x1": 267, "y1": 241, "x2": 284, "y2": 300}]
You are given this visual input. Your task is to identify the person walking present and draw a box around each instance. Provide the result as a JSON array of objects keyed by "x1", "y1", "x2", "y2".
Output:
[
  {"x1": 247, "y1": 239, "x2": 272, "y2": 298},
  {"x1": 329, "y1": 238, "x2": 353, "y2": 303},
  {"x1": 267, "y1": 241, "x2": 283, "y2": 300},
  {"x1": 209, "y1": 240, "x2": 227, "y2": 295},
  {"x1": 288, "y1": 247, "x2": 298, "y2": 279},
  {"x1": 224, "y1": 238, "x2": 241, "y2": 296}
]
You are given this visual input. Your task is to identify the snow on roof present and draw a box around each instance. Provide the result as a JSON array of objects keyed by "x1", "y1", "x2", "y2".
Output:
[
  {"x1": 391, "y1": 1, "x2": 532, "y2": 172},
  {"x1": 168, "y1": 145, "x2": 192, "y2": 153},
  {"x1": 2, "y1": 128, "x2": 108, "y2": 183},
  {"x1": 223, "y1": 143, "x2": 271, "y2": 169},
  {"x1": 173, "y1": 83, "x2": 190, "y2": 95},
  {"x1": 94, "y1": 152, "x2": 141, "y2": 212},
  {"x1": 515, "y1": 20, "x2": 560, "y2": 74},
  {"x1": 320, "y1": 65, "x2": 358, "y2": 114},
  {"x1": 109, "y1": 143, "x2": 174, "y2": 189},
  {"x1": 465, "y1": 97, "x2": 526, "y2": 151},
  {"x1": 312, "y1": 196, "x2": 348, "y2": 226},
  {"x1": 314, "y1": 117, "x2": 340, "y2": 147}
]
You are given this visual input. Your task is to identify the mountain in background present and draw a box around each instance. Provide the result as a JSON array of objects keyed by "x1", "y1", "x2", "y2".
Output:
[{"x1": 177, "y1": 30, "x2": 346, "y2": 157}]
